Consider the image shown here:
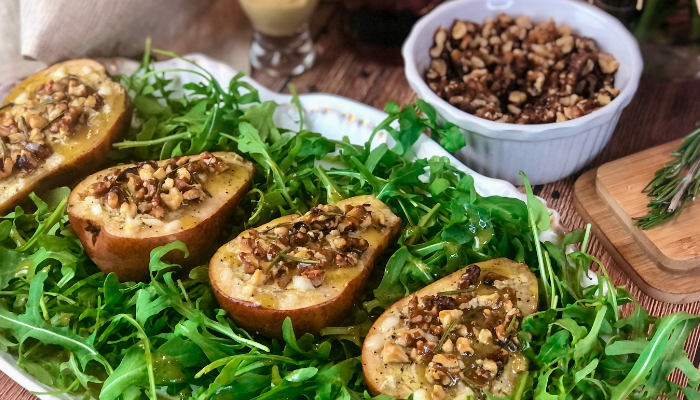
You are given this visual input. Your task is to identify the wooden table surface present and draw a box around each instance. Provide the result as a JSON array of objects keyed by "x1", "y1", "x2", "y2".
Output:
[{"x1": 4, "y1": 2, "x2": 700, "y2": 398}]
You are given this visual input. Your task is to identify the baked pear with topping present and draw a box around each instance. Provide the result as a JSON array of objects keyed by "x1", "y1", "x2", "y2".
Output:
[
  {"x1": 0, "y1": 59, "x2": 130, "y2": 215},
  {"x1": 68, "y1": 151, "x2": 254, "y2": 282},
  {"x1": 209, "y1": 195, "x2": 402, "y2": 338},
  {"x1": 362, "y1": 258, "x2": 538, "y2": 400}
]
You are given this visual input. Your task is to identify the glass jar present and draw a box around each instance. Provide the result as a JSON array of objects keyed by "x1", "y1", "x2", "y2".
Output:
[{"x1": 239, "y1": 0, "x2": 320, "y2": 76}]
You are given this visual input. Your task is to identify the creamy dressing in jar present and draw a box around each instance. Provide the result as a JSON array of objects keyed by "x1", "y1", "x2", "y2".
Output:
[{"x1": 239, "y1": 0, "x2": 320, "y2": 37}]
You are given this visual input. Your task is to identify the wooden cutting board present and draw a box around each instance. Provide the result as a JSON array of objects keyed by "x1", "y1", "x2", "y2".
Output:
[
  {"x1": 596, "y1": 138, "x2": 700, "y2": 274},
  {"x1": 575, "y1": 139, "x2": 700, "y2": 304}
]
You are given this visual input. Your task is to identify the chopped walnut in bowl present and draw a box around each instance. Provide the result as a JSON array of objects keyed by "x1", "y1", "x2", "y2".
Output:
[
  {"x1": 402, "y1": 0, "x2": 642, "y2": 184},
  {"x1": 425, "y1": 14, "x2": 619, "y2": 124}
]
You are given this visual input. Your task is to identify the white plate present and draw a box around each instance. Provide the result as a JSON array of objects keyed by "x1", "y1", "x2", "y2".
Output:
[{"x1": 0, "y1": 54, "x2": 562, "y2": 399}]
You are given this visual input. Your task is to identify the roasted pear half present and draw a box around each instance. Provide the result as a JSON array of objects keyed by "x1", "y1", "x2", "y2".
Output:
[
  {"x1": 68, "y1": 151, "x2": 254, "y2": 281},
  {"x1": 209, "y1": 195, "x2": 402, "y2": 338},
  {"x1": 0, "y1": 59, "x2": 131, "y2": 215},
  {"x1": 362, "y1": 258, "x2": 538, "y2": 400}
]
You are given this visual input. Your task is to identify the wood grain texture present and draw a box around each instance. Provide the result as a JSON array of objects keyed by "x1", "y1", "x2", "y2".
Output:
[
  {"x1": 596, "y1": 138, "x2": 700, "y2": 274},
  {"x1": 576, "y1": 169, "x2": 700, "y2": 303},
  {"x1": 5, "y1": 2, "x2": 700, "y2": 398}
]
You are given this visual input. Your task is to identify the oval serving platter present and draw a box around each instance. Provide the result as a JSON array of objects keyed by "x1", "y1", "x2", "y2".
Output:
[{"x1": 0, "y1": 54, "x2": 563, "y2": 400}]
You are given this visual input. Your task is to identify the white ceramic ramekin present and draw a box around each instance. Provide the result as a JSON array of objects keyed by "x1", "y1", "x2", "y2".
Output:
[{"x1": 402, "y1": 0, "x2": 643, "y2": 185}]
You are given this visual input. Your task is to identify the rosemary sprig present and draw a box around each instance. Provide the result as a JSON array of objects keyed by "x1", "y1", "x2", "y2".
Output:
[
  {"x1": 437, "y1": 319, "x2": 459, "y2": 351},
  {"x1": 19, "y1": 116, "x2": 30, "y2": 141},
  {"x1": 266, "y1": 251, "x2": 287, "y2": 273},
  {"x1": 40, "y1": 110, "x2": 67, "y2": 131},
  {"x1": 635, "y1": 124, "x2": 700, "y2": 229},
  {"x1": 123, "y1": 187, "x2": 135, "y2": 204},
  {"x1": 31, "y1": 99, "x2": 60, "y2": 110},
  {"x1": 437, "y1": 288, "x2": 475, "y2": 296},
  {"x1": 280, "y1": 253, "x2": 320, "y2": 264},
  {"x1": 261, "y1": 221, "x2": 295, "y2": 234},
  {"x1": 320, "y1": 211, "x2": 344, "y2": 217},
  {"x1": 504, "y1": 314, "x2": 518, "y2": 337},
  {"x1": 0, "y1": 102, "x2": 14, "y2": 112},
  {"x1": 263, "y1": 234, "x2": 279, "y2": 241},
  {"x1": 263, "y1": 251, "x2": 319, "y2": 273},
  {"x1": 67, "y1": 74, "x2": 96, "y2": 93},
  {"x1": 188, "y1": 172, "x2": 211, "y2": 198}
]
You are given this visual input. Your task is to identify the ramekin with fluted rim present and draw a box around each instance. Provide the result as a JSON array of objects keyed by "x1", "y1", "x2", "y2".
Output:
[{"x1": 402, "y1": 0, "x2": 643, "y2": 185}]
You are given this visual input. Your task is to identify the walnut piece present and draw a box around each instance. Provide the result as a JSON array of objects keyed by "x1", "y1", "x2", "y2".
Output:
[{"x1": 424, "y1": 13, "x2": 620, "y2": 125}]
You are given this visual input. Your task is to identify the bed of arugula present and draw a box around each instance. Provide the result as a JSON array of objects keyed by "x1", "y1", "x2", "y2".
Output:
[{"x1": 0, "y1": 47, "x2": 699, "y2": 400}]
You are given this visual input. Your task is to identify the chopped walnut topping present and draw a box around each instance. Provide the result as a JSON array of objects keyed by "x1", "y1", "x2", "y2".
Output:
[
  {"x1": 383, "y1": 343, "x2": 410, "y2": 364},
  {"x1": 236, "y1": 203, "x2": 387, "y2": 289},
  {"x1": 424, "y1": 14, "x2": 620, "y2": 124},
  {"x1": 458, "y1": 265, "x2": 481, "y2": 288},
  {"x1": 432, "y1": 385, "x2": 446, "y2": 400},
  {"x1": 426, "y1": 354, "x2": 462, "y2": 386},
  {"x1": 0, "y1": 74, "x2": 108, "y2": 181},
  {"x1": 455, "y1": 337, "x2": 474, "y2": 355},
  {"x1": 438, "y1": 309, "x2": 463, "y2": 327},
  {"x1": 87, "y1": 152, "x2": 227, "y2": 220},
  {"x1": 387, "y1": 267, "x2": 528, "y2": 393}
]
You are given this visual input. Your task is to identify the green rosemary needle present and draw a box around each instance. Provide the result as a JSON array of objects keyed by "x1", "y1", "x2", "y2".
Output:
[
  {"x1": 635, "y1": 124, "x2": 700, "y2": 229},
  {"x1": 30, "y1": 99, "x2": 60, "y2": 110},
  {"x1": 437, "y1": 288, "x2": 475, "y2": 296},
  {"x1": 437, "y1": 319, "x2": 458, "y2": 351}
]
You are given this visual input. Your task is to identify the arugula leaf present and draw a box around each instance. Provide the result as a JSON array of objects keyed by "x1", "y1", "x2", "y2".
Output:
[
  {"x1": 371, "y1": 247, "x2": 410, "y2": 309},
  {"x1": 365, "y1": 143, "x2": 388, "y2": 173},
  {"x1": 0, "y1": 270, "x2": 110, "y2": 371},
  {"x1": 0, "y1": 248, "x2": 24, "y2": 290},
  {"x1": 241, "y1": 102, "x2": 282, "y2": 143},
  {"x1": 573, "y1": 305, "x2": 607, "y2": 360},
  {"x1": 535, "y1": 330, "x2": 570, "y2": 365},
  {"x1": 521, "y1": 173, "x2": 550, "y2": 232},
  {"x1": 157, "y1": 336, "x2": 205, "y2": 368},
  {"x1": 99, "y1": 345, "x2": 149, "y2": 400},
  {"x1": 610, "y1": 313, "x2": 700, "y2": 400},
  {"x1": 237, "y1": 122, "x2": 297, "y2": 212},
  {"x1": 146, "y1": 241, "x2": 188, "y2": 275},
  {"x1": 438, "y1": 123, "x2": 466, "y2": 152}
]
